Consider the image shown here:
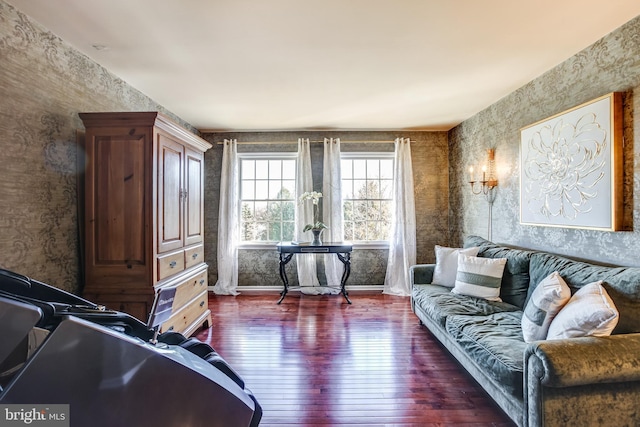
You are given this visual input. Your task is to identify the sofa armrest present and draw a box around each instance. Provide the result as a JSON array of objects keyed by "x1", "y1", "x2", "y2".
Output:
[
  {"x1": 410, "y1": 264, "x2": 435, "y2": 286},
  {"x1": 524, "y1": 333, "x2": 640, "y2": 387},
  {"x1": 524, "y1": 334, "x2": 640, "y2": 427}
]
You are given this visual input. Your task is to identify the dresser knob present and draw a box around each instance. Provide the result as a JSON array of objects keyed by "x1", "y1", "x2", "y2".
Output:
[
  {"x1": 192, "y1": 253, "x2": 198, "y2": 259},
  {"x1": 169, "y1": 261, "x2": 177, "y2": 268},
  {"x1": 199, "y1": 301, "x2": 205, "y2": 307}
]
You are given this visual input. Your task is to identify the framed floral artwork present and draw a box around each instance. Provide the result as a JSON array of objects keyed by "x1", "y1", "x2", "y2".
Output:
[{"x1": 520, "y1": 92, "x2": 623, "y2": 231}]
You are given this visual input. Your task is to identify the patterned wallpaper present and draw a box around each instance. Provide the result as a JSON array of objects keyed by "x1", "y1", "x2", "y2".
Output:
[
  {"x1": 449, "y1": 15, "x2": 640, "y2": 267},
  {"x1": 0, "y1": 0, "x2": 194, "y2": 293},
  {"x1": 202, "y1": 131, "x2": 449, "y2": 288},
  {"x1": 5, "y1": 0, "x2": 636, "y2": 297}
]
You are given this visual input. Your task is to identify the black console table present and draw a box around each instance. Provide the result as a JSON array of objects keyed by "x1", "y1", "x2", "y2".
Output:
[{"x1": 276, "y1": 242, "x2": 353, "y2": 304}]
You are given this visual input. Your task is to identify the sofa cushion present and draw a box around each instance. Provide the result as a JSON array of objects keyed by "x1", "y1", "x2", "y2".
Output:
[
  {"x1": 453, "y1": 255, "x2": 507, "y2": 301},
  {"x1": 529, "y1": 252, "x2": 640, "y2": 334},
  {"x1": 522, "y1": 271, "x2": 571, "y2": 342},
  {"x1": 432, "y1": 245, "x2": 480, "y2": 287},
  {"x1": 547, "y1": 281, "x2": 619, "y2": 339},
  {"x1": 412, "y1": 284, "x2": 520, "y2": 328},
  {"x1": 446, "y1": 311, "x2": 527, "y2": 397},
  {"x1": 464, "y1": 235, "x2": 533, "y2": 309}
]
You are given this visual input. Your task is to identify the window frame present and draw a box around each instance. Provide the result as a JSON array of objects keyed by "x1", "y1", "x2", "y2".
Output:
[
  {"x1": 341, "y1": 152, "x2": 394, "y2": 249},
  {"x1": 237, "y1": 152, "x2": 298, "y2": 249}
]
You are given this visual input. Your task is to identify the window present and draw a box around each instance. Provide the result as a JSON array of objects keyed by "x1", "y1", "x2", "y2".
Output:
[
  {"x1": 341, "y1": 153, "x2": 394, "y2": 242},
  {"x1": 239, "y1": 154, "x2": 296, "y2": 243}
]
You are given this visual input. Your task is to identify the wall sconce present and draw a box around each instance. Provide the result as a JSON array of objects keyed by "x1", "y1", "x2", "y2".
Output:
[
  {"x1": 469, "y1": 149, "x2": 498, "y2": 196},
  {"x1": 468, "y1": 148, "x2": 498, "y2": 241}
]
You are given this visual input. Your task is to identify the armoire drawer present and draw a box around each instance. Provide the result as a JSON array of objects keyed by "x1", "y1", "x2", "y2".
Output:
[
  {"x1": 157, "y1": 250, "x2": 185, "y2": 280},
  {"x1": 184, "y1": 245, "x2": 204, "y2": 269},
  {"x1": 171, "y1": 269, "x2": 208, "y2": 312},
  {"x1": 161, "y1": 290, "x2": 208, "y2": 333}
]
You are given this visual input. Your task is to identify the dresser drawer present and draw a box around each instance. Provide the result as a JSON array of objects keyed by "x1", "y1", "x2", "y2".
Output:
[
  {"x1": 161, "y1": 290, "x2": 208, "y2": 333},
  {"x1": 184, "y1": 245, "x2": 204, "y2": 269},
  {"x1": 157, "y1": 250, "x2": 185, "y2": 280},
  {"x1": 172, "y1": 269, "x2": 208, "y2": 311}
]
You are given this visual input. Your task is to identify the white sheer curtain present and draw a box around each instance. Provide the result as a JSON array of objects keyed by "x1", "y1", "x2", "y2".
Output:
[
  {"x1": 213, "y1": 139, "x2": 240, "y2": 295},
  {"x1": 322, "y1": 138, "x2": 343, "y2": 291},
  {"x1": 383, "y1": 137, "x2": 416, "y2": 296},
  {"x1": 295, "y1": 138, "x2": 321, "y2": 291}
]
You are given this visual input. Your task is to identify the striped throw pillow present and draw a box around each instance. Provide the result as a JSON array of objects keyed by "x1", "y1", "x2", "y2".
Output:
[
  {"x1": 452, "y1": 254, "x2": 507, "y2": 301},
  {"x1": 521, "y1": 271, "x2": 571, "y2": 342}
]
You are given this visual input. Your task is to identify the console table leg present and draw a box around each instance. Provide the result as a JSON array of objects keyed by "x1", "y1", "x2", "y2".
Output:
[
  {"x1": 336, "y1": 252, "x2": 352, "y2": 304},
  {"x1": 277, "y1": 253, "x2": 294, "y2": 304}
]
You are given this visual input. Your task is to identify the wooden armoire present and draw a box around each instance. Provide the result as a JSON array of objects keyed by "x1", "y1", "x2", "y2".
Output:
[{"x1": 80, "y1": 112, "x2": 212, "y2": 336}]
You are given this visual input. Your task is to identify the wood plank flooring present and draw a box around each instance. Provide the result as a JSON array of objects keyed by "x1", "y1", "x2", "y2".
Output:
[{"x1": 195, "y1": 291, "x2": 516, "y2": 426}]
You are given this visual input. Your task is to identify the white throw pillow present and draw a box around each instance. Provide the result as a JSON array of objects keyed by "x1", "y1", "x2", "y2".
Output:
[
  {"x1": 521, "y1": 271, "x2": 571, "y2": 342},
  {"x1": 546, "y1": 281, "x2": 619, "y2": 340},
  {"x1": 452, "y1": 254, "x2": 507, "y2": 301},
  {"x1": 432, "y1": 245, "x2": 480, "y2": 287}
]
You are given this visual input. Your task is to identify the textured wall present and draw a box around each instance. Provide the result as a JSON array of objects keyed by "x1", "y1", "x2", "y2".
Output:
[
  {"x1": 449, "y1": 15, "x2": 640, "y2": 266},
  {"x1": 0, "y1": 0, "x2": 194, "y2": 292},
  {"x1": 203, "y1": 131, "x2": 448, "y2": 287}
]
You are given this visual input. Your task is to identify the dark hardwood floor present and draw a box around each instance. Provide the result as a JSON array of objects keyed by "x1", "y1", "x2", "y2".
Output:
[{"x1": 195, "y1": 291, "x2": 516, "y2": 427}]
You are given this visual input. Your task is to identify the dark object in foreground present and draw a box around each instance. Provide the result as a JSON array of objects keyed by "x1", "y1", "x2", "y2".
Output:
[{"x1": 0, "y1": 268, "x2": 262, "y2": 427}]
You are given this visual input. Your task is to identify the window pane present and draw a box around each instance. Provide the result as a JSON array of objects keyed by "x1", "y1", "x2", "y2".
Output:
[
  {"x1": 353, "y1": 159, "x2": 366, "y2": 179},
  {"x1": 282, "y1": 222, "x2": 294, "y2": 241},
  {"x1": 367, "y1": 159, "x2": 379, "y2": 178},
  {"x1": 353, "y1": 180, "x2": 367, "y2": 199},
  {"x1": 267, "y1": 201, "x2": 282, "y2": 221},
  {"x1": 367, "y1": 180, "x2": 380, "y2": 199},
  {"x1": 380, "y1": 159, "x2": 393, "y2": 179},
  {"x1": 352, "y1": 201, "x2": 367, "y2": 221},
  {"x1": 241, "y1": 160, "x2": 255, "y2": 179},
  {"x1": 269, "y1": 181, "x2": 282, "y2": 199},
  {"x1": 254, "y1": 201, "x2": 268, "y2": 220},
  {"x1": 269, "y1": 160, "x2": 282, "y2": 179},
  {"x1": 367, "y1": 201, "x2": 379, "y2": 220},
  {"x1": 255, "y1": 160, "x2": 269, "y2": 179},
  {"x1": 341, "y1": 159, "x2": 352, "y2": 179},
  {"x1": 343, "y1": 221, "x2": 353, "y2": 241},
  {"x1": 282, "y1": 180, "x2": 295, "y2": 198},
  {"x1": 255, "y1": 181, "x2": 268, "y2": 199},
  {"x1": 380, "y1": 180, "x2": 392, "y2": 199},
  {"x1": 343, "y1": 201, "x2": 353, "y2": 221},
  {"x1": 255, "y1": 223, "x2": 267, "y2": 241},
  {"x1": 282, "y1": 201, "x2": 295, "y2": 220},
  {"x1": 268, "y1": 221, "x2": 282, "y2": 241},
  {"x1": 354, "y1": 221, "x2": 366, "y2": 240},
  {"x1": 241, "y1": 181, "x2": 255, "y2": 199},
  {"x1": 342, "y1": 180, "x2": 353, "y2": 199},
  {"x1": 282, "y1": 160, "x2": 296, "y2": 179}
]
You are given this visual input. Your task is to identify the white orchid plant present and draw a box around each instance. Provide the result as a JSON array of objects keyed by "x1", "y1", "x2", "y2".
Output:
[{"x1": 299, "y1": 191, "x2": 328, "y2": 232}]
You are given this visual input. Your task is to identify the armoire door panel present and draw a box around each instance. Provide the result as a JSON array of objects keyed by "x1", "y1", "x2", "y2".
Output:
[
  {"x1": 94, "y1": 135, "x2": 147, "y2": 266},
  {"x1": 157, "y1": 133, "x2": 183, "y2": 253},
  {"x1": 185, "y1": 148, "x2": 204, "y2": 246}
]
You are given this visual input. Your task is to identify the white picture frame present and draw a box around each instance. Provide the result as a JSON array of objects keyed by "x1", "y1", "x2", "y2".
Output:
[{"x1": 520, "y1": 92, "x2": 623, "y2": 231}]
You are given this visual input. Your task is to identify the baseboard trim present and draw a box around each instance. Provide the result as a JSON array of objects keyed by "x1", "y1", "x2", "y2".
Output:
[{"x1": 208, "y1": 285, "x2": 385, "y2": 292}]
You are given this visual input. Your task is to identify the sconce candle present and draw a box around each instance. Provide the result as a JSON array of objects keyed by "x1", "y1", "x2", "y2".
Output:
[{"x1": 468, "y1": 149, "x2": 498, "y2": 196}]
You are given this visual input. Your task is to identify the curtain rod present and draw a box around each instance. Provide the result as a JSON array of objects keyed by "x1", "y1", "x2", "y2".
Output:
[{"x1": 215, "y1": 139, "x2": 399, "y2": 145}]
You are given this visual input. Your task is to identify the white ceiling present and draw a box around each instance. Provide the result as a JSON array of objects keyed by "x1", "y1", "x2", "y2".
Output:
[{"x1": 8, "y1": 0, "x2": 640, "y2": 131}]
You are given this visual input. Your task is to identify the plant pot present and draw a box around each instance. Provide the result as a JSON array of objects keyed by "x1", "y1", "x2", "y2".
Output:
[{"x1": 311, "y1": 229, "x2": 323, "y2": 245}]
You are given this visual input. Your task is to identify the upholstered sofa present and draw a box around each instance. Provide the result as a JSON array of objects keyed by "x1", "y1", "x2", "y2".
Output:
[{"x1": 410, "y1": 236, "x2": 640, "y2": 427}]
